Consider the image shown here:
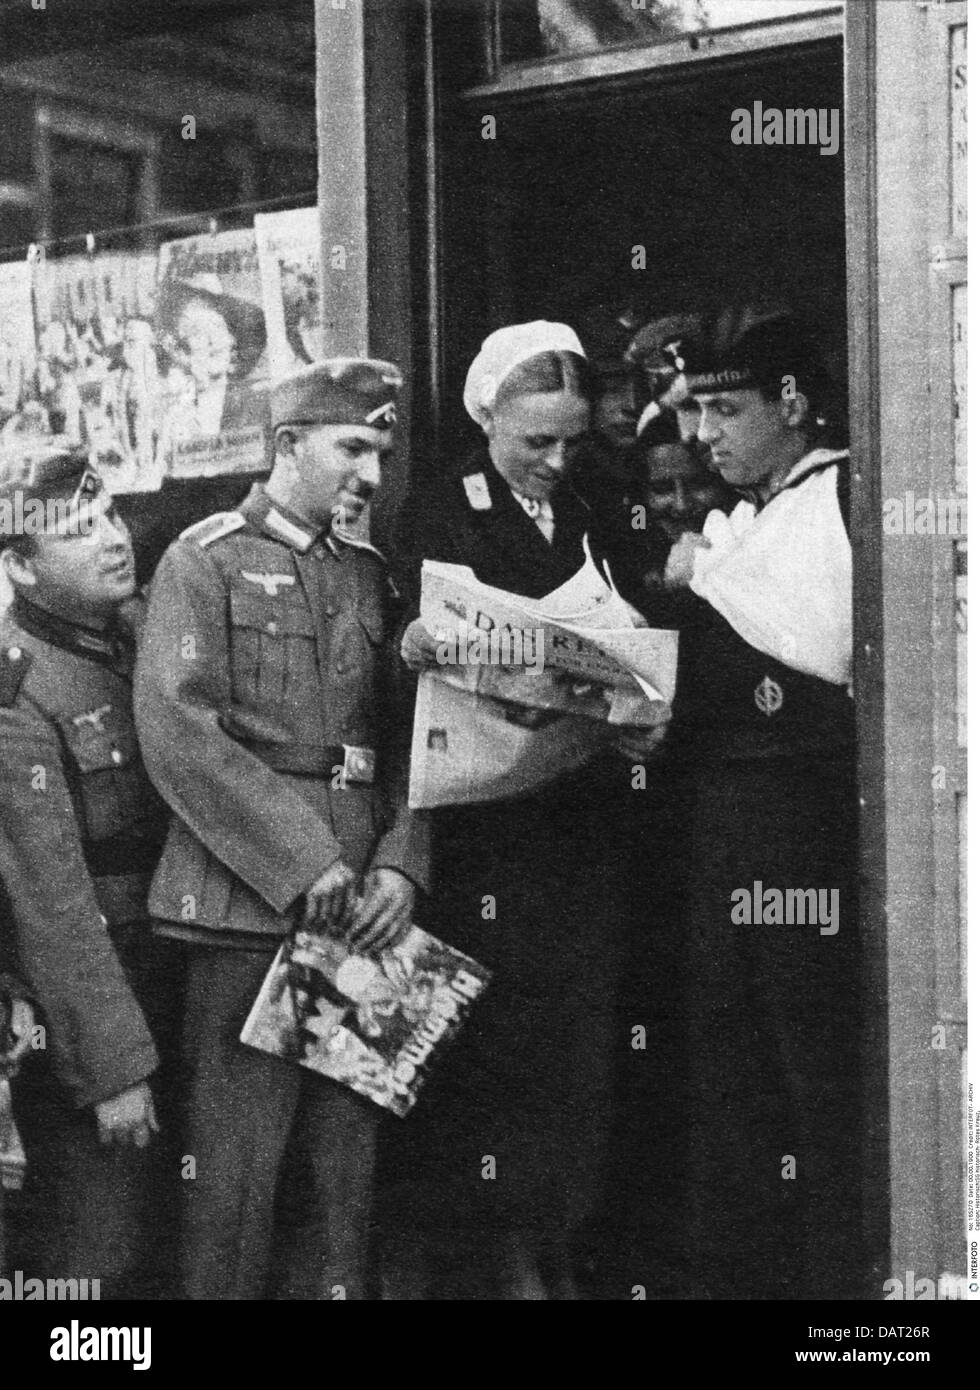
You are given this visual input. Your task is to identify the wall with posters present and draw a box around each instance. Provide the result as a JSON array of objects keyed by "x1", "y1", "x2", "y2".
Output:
[
  {"x1": 0, "y1": 205, "x2": 321, "y2": 584},
  {"x1": 0, "y1": 3, "x2": 320, "y2": 580}
]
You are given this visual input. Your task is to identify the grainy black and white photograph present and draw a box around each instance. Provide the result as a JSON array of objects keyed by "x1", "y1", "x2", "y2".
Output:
[{"x1": 0, "y1": 0, "x2": 972, "y2": 1360}]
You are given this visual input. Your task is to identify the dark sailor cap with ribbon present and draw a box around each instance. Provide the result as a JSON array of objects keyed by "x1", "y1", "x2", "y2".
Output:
[
  {"x1": 271, "y1": 358, "x2": 403, "y2": 431},
  {"x1": 678, "y1": 302, "x2": 828, "y2": 397}
]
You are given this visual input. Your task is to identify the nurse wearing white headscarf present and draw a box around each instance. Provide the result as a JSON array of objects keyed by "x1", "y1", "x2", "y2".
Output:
[
  {"x1": 383, "y1": 321, "x2": 651, "y2": 1300},
  {"x1": 462, "y1": 320, "x2": 586, "y2": 422}
]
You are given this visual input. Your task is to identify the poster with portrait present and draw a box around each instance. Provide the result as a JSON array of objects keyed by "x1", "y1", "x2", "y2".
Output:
[
  {"x1": 29, "y1": 251, "x2": 162, "y2": 493},
  {"x1": 255, "y1": 205, "x2": 323, "y2": 382},
  {"x1": 155, "y1": 227, "x2": 270, "y2": 480},
  {"x1": 0, "y1": 261, "x2": 36, "y2": 432}
]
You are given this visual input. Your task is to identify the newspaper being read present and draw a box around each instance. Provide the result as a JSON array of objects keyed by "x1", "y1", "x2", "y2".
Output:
[
  {"x1": 240, "y1": 925, "x2": 491, "y2": 1118},
  {"x1": 408, "y1": 541, "x2": 679, "y2": 808}
]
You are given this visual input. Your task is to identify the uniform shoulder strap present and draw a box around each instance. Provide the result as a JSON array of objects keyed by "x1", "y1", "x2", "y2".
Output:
[
  {"x1": 180, "y1": 512, "x2": 246, "y2": 549},
  {"x1": 0, "y1": 645, "x2": 32, "y2": 707}
]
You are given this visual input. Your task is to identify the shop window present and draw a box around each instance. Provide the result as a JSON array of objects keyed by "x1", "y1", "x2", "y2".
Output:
[
  {"x1": 158, "y1": 127, "x2": 252, "y2": 220},
  {"x1": 40, "y1": 107, "x2": 155, "y2": 246},
  {"x1": 0, "y1": 90, "x2": 40, "y2": 256},
  {"x1": 0, "y1": 1, "x2": 316, "y2": 254}
]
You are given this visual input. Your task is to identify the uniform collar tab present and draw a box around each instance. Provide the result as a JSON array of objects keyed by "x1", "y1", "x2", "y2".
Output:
[
  {"x1": 330, "y1": 517, "x2": 388, "y2": 565},
  {"x1": 10, "y1": 593, "x2": 130, "y2": 669},
  {"x1": 243, "y1": 487, "x2": 318, "y2": 553}
]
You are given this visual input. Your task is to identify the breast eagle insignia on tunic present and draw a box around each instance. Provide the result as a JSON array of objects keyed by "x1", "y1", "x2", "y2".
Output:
[
  {"x1": 240, "y1": 572, "x2": 297, "y2": 597},
  {"x1": 72, "y1": 704, "x2": 112, "y2": 732}
]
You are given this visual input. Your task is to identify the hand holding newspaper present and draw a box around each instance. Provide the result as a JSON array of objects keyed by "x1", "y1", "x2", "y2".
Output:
[{"x1": 408, "y1": 540, "x2": 678, "y2": 807}]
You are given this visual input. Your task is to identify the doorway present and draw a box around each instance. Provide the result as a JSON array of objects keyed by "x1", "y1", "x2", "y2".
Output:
[{"x1": 435, "y1": 33, "x2": 845, "y2": 445}]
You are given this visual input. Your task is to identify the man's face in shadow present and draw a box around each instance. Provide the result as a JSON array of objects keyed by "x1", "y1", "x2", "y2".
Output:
[{"x1": 641, "y1": 441, "x2": 732, "y2": 544}]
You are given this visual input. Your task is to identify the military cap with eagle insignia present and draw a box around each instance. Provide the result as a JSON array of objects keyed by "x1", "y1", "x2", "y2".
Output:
[
  {"x1": 625, "y1": 312, "x2": 710, "y2": 437},
  {"x1": 270, "y1": 358, "x2": 403, "y2": 431},
  {"x1": 0, "y1": 440, "x2": 103, "y2": 551},
  {"x1": 626, "y1": 312, "x2": 709, "y2": 384}
]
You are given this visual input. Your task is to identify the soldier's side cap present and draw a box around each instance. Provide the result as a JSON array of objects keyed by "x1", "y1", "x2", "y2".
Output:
[
  {"x1": 0, "y1": 442, "x2": 102, "y2": 548},
  {"x1": 271, "y1": 358, "x2": 403, "y2": 431}
]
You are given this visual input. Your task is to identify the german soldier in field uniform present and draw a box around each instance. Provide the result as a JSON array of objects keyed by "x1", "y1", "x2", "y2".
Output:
[
  {"x1": 0, "y1": 444, "x2": 171, "y2": 1295},
  {"x1": 134, "y1": 359, "x2": 429, "y2": 1301}
]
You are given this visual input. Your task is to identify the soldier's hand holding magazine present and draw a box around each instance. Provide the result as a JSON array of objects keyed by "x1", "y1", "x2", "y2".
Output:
[
  {"x1": 303, "y1": 863, "x2": 415, "y2": 953},
  {"x1": 303, "y1": 860, "x2": 360, "y2": 931},
  {"x1": 347, "y1": 869, "x2": 416, "y2": 954}
]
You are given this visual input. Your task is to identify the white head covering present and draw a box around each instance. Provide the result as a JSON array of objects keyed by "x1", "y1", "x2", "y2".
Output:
[{"x1": 463, "y1": 320, "x2": 586, "y2": 425}]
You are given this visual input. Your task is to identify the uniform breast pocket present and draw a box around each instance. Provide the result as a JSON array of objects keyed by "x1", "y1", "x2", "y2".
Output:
[
  {"x1": 332, "y1": 606, "x2": 387, "y2": 677},
  {"x1": 57, "y1": 705, "x2": 145, "y2": 840},
  {"x1": 229, "y1": 586, "x2": 318, "y2": 710},
  {"x1": 358, "y1": 607, "x2": 386, "y2": 645}
]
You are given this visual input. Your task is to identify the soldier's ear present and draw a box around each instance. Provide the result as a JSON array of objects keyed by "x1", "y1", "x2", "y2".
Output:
[
  {"x1": 274, "y1": 426, "x2": 299, "y2": 459},
  {"x1": 477, "y1": 406, "x2": 496, "y2": 441},
  {"x1": 2, "y1": 546, "x2": 36, "y2": 590},
  {"x1": 780, "y1": 389, "x2": 810, "y2": 431}
]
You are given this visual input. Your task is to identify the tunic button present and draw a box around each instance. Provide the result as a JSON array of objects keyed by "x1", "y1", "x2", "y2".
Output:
[
  {"x1": 8, "y1": 647, "x2": 21, "y2": 660},
  {"x1": 267, "y1": 621, "x2": 278, "y2": 635},
  {"x1": 110, "y1": 749, "x2": 123, "y2": 765}
]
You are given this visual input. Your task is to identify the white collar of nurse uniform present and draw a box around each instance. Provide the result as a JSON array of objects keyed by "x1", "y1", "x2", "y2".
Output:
[{"x1": 510, "y1": 488, "x2": 555, "y2": 542}]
